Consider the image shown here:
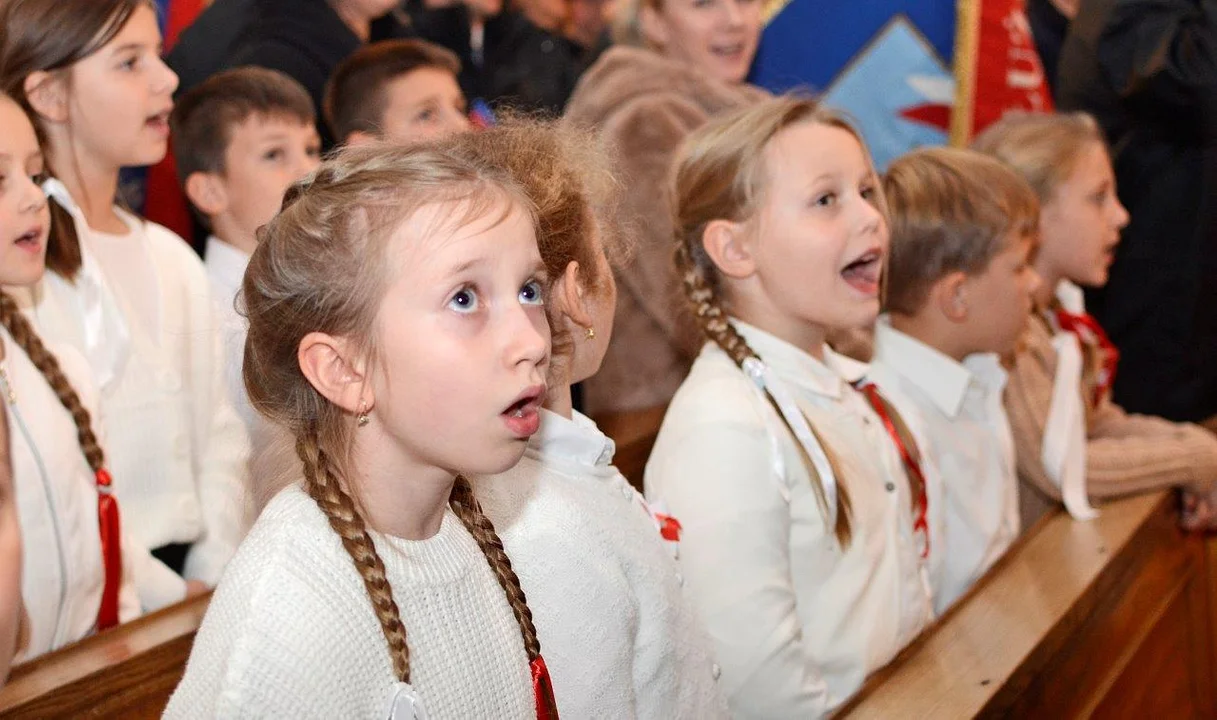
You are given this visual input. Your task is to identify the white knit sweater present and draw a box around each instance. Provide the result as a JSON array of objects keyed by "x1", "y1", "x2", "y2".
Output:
[
  {"x1": 473, "y1": 410, "x2": 729, "y2": 719},
  {"x1": 166, "y1": 484, "x2": 534, "y2": 719}
]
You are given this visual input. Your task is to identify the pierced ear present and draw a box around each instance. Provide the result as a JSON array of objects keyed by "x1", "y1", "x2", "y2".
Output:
[
  {"x1": 554, "y1": 260, "x2": 594, "y2": 329},
  {"x1": 934, "y1": 271, "x2": 970, "y2": 323},
  {"x1": 701, "y1": 219, "x2": 756, "y2": 280},
  {"x1": 638, "y1": 4, "x2": 669, "y2": 48},
  {"x1": 23, "y1": 70, "x2": 68, "y2": 124},
  {"x1": 297, "y1": 332, "x2": 370, "y2": 415},
  {"x1": 184, "y1": 172, "x2": 229, "y2": 216}
]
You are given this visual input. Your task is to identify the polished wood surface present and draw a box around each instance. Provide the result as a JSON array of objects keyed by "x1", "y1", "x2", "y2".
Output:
[
  {"x1": 841, "y1": 490, "x2": 1214, "y2": 718},
  {"x1": 0, "y1": 593, "x2": 210, "y2": 718}
]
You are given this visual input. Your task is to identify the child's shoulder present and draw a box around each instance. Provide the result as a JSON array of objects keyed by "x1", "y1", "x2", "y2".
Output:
[
  {"x1": 665, "y1": 345, "x2": 768, "y2": 428},
  {"x1": 134, "y1": 217, "x2": 209, "y2": 279}
]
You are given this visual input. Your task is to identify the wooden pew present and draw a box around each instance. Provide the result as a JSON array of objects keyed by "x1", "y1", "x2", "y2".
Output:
[
  {"x1": 0, "y1": 593, "x2": 210, "y2": 718},
  {"x1": 840, "y1": 490, "x2": 1215, "y2": 718}
]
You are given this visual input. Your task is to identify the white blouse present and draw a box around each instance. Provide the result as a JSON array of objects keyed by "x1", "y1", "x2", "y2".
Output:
[
  {"x1": 868, "y1": 318, "x2": 1019, "y2": 613},
  {"x1": 473, "y1": 409, "x2": 728, "y2": 719},
  {"x1": 2, "y1": 326, "x2": 141, "y2": 660},
  {"x1": 644, "y1": 320, "x2": 933, "y2": 717},
  {"x1": 25, "y1": 181, "x2": 250, "y2": 605}
]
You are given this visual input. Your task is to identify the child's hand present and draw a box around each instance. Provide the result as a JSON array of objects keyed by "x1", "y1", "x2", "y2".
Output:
[
  {"x1": 1180, "y1": 488, "x2": 1217, "y2": 532},
  {"x1": 184, "y1": 580, "x2": 209, "y2": 597}
]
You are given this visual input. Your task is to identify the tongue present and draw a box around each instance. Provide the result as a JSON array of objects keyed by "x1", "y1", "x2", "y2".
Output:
[{"x1": 842, "y1": 261, "x2": 880, "y2": 295}]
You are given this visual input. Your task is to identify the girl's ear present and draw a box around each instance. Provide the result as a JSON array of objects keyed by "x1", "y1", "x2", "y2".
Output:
[
  {"x1": 639, "y1": 4, "x2": 669, "y2": 49},
  {"x1": 554, "y1": 260, "x2": 593, "y2": 329},
  {"x1": 297, "y1": 332, "x2": 370, "y2": 415},
  {"x1": 701, "y1": 219, "x2": 756, "y2": 280},
  {"x1": 934, "y1": 271, "x2": 970, "y2": 322},
  {"x1": 23, "y1": 71, "x2": 69, "y2": 124}
]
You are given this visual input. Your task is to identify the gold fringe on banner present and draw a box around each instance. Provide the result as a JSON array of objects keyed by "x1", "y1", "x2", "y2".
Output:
[{"x1": 950, "y1": 0, "x2": 981, "y2": 146}]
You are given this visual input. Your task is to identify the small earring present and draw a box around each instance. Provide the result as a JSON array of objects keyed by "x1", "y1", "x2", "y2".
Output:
[
  {"x1": 357, "y1": 401, "x2": 370, "y2": 428},
  {"x1": 585, "y1": 326, "x2": 596, "y2": 340}
]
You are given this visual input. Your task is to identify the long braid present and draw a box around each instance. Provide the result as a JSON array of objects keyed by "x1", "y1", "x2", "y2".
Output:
[
  {"x1": 448, "y1": 475, "x2": 542, "y2": 661},
  {"x1": 0, "y1": 292, "x2": 103, "y2": 471},
  {"x1": 674, "y1": 243, "x2": 854, "y2": 546},
  {"x1": 295, "y1": 424, "x2": 411, "y2": 681}
]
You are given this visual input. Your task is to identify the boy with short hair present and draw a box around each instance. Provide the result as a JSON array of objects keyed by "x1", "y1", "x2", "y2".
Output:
[
  {"x1": 171, "y1": 66, "x2": 322, "y2": 434},
  {"x1": 324, "y1": 39, "x2": 470, "y2": 146},
  {"x1": 870, "y1": 146, "x2": 1041, "y2": 614}
]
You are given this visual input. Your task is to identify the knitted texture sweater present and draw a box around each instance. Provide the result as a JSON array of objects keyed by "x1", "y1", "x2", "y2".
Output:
[
  {"x1": 1006, "y1": 313, "x2": 1217, "y2": 527},
  {"x1": 165, "y1": 484, "x2": 534, "y2": 718}
]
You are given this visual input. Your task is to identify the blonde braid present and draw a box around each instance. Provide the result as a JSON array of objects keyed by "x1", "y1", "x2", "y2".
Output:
[
  {"x1": 674, "y1": 243, "x2": 854, "y2": 546},
  {"x1": 0, "y1": 292, "x2": 104, "y2": 471},
  {"x1": 295, "y1": 425, "x2": 411, "y2": 681},
  {"x1": 448, "y1": 475, "x2": 542, "y2": 660}
]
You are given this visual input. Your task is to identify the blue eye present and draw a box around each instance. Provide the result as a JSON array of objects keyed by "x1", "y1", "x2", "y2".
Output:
[
  {"x1": 519, "y1": 279, "x2": 544, "y2": 306},
  {"x1": 448, "y1": 287, "x2": 479, "y2": 313}
]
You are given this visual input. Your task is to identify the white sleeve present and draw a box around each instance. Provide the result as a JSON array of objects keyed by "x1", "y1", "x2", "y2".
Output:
[
  {"x1": 183, "y1": 268, "x2": 250, "y2": 586},
  {"x1": 646, "y1": 420, "x2": 831, "y2": 718}
]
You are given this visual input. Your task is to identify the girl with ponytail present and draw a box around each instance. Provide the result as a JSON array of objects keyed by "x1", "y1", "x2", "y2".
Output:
[
  {"x1": 644, "y1": 95, "x2": 934, "y2": 717},
  {"x1": 168, "y1": 139, "x2": 561, "y2": 717},
  {"x1": 0, "y1": 93, "x2": 140, "y2": 661}
]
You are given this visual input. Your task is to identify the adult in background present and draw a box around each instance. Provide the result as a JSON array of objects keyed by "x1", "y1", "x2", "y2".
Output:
[
  {"x1": 563, "y1": 0, "x2": 767, "y2": 448},
  {"x1": 1027, "y1": 0, "x2": 1078, "y2": 96},
  {"x1": 1056, "y1": 0, "x2": 1217, "y2": 423}
]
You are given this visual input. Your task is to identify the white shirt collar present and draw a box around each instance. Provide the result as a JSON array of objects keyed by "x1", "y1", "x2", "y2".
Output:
[
  {"x1": 731, "y1": 319, "x2": 849, "y2": 399},
  {"x1": 204, "y1": 236, "x2": 251, "y2": 295},
  {"x1": 527, "y1": 408, "x2": 616, "y2": 468},
  {"x1": 872, "y1": 317, "x2": 1006, "y2": 418}
]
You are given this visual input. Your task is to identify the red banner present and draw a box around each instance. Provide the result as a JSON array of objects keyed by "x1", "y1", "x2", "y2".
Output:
[{"x1": 951, "y1": 0, "x2": 1053, "y2": 144}]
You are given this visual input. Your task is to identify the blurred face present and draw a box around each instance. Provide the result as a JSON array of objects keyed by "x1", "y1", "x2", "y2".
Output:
[
  {"x1": 742, "y1": 122, "x2": 887, "y2": 343},
  {"x1": 0, "y1": 98, "x2": 50, "y2": 289},
  {"x1": 212, "y1": 113, "x2": 322, "y2": 250},
  {"x1": 0, "y1": 408, "x2": 20, "y2": 684},
  {"x1": 960, "y1": 233, "x2": 1040, "y2": 355},
  {"x1": 377, "y1": 68, "x2": 470, "y2": 144},
  {"x1": 516, "y1": 0, "x2": 568, "y2": 31},
  {"x1": 63, "y1": 4, "x2": 179, "y2": 170},
  {"x1": 1038, "y1": 141, "x2": 1129, "y2": 289},
  {"x1": 369, "y1": 199, "x2": 551, "y2": 477},
  {"x1": 641, "y1": 0, "x2": 761, "y2": 84}
]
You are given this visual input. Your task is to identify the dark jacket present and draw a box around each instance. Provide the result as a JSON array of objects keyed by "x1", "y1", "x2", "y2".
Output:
[{"x1": 1056, "y1": 0, "x2": 1217, "y2": 422}]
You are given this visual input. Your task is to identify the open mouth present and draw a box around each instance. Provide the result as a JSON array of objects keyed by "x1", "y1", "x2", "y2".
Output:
[
  {"x1": 501, "y1": 384, "x2": 545, "y2": 438},
  {"x1": 145, "y1": 110, "x2": 171, "y2": 134},
  {"x1": 840, "y1": 248, "x2": 882, "y2": 296},
  {"x1": 14, "y1": 227, "x2": 42, "y2": 252},
  {"x1": 709, "y1": 42, "x2": 745, "y2": 60}
]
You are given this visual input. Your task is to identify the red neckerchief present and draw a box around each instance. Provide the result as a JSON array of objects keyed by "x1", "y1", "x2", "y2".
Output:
[
  {"x1": 94, "y1": 468, "x2": 122, "y2": 630},
  {"x1": 1054, "y1": 308, "x2": 1119, "y2": 406},
  {"x1": 852, "y1": 380, "x2": 930, "y2": 559}
]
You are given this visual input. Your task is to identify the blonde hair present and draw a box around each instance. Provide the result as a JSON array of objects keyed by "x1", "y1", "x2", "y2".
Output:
[
  {"x1": 881, "y1": 147, "x2": 1039, "y2": 315},
  {"x1": 970, "y1": 111, "x2": 1106, "y2": 202},
  {"x1": 243, "y1": 140, "x2": 546, "y2": 683},
  {"x1": 670, "y1": 95, "x2": 880, "y2": 545}
]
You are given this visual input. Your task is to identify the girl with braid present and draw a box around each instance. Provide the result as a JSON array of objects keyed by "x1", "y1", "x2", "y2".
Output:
[
  {"x1": 463, "y1": 121, "x2": 728, "y2": 718},
  {"x1": 167, "y1": 139, "x2": 560, "y2": 718},
  {"x1": 644, "y1": 96, "x2": 934, "y2": 717},
  {"x1": 0, "y1": 93, "x2": 141, "y2": 661}
]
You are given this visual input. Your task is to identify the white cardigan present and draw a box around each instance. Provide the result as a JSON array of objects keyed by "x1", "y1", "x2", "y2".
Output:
[
  {"x1": 3, "y1": 326, "x2": 141, "y2": 660},
  {"x1": 26, "y1": 181, "x2": 249, "y2": 603},
  {"x1": 166, "y1": 485, "x2": 535, "y2": 718},
  {"x1": 473, "y1": 409, "x2": 728, "y2": 719},
  {"x1": 645, "y1": 321, "x2": 934, "y2": 718}
]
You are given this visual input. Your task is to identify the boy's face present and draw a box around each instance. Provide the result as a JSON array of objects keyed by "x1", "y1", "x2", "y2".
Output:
[
  {"x1": 377, "y1": 68, "x2": 470, "y2": 145},
  {"x1": 957, "y1": 232, "x2": 1039, "y2": 355},
  {"x1": 208, "y1": 113, "x2": 321, "y2": 249}
]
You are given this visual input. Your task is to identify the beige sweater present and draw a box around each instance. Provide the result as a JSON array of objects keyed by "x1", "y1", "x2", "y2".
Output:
[
  {"x1": 563, "y1": 46, "x2": 768, "y2": 415},
  {"x1": 1005, "y1": 312, "x2": 1217, "y2": 527}
]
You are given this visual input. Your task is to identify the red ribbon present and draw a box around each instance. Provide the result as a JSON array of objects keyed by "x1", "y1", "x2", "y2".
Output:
[
  {"x1": 95, "y1": 468, "x2": 122, "y2": 631},
  {"x1": 530, "y1": 655, "x2": 560, "y2": 720},
  {"x1": 1054, "y1": 308, "x2": 1120, "y2": 406},
  {"x1": 653, "y1": 512, "x2": 682, "y2": 543},
  {"x1": 853, "y1": 381, "x2": 930, "y2": 560}
]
